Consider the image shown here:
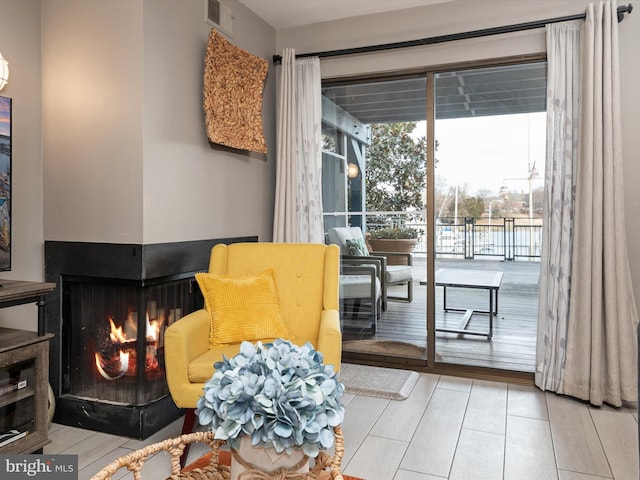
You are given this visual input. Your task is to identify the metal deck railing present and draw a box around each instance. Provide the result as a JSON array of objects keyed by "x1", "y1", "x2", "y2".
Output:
[{"x1": 325, "y1": 212, "x2": 543, "y2": 262}]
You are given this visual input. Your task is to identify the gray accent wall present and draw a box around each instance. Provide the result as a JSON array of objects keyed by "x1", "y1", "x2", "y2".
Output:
[
  {"x1": 40, "y1": 0, "x2": 277, "y2": 245},
  {"x1": 0, "y1": 0, "x2": 277, "y2": 330}
]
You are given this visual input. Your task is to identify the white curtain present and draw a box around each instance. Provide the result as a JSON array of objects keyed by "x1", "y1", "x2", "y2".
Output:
[
  {"x1": 273, "y1": 49, "x2": 297, "y2": 242},
  {"x1": 537, "y1": 1, "x2": 638, "y2": 406},
  {"x1": 563, "y1": 0, "x2": 638, "y2": 406},
  {"x1": 273, "y1": 50, "x2": 324, "y2": 243},
  {"x1": 535, "y1": 19, "x2": 581, "y2": 393}
]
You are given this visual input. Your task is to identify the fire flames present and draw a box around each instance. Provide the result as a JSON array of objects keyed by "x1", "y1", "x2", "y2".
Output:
[{"x1": 94, "y1": 310, "x2": 164, "y2": 380}]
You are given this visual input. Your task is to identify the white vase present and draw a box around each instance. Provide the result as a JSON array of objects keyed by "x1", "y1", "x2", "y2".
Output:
[{"x1": 231, "y1": 436, "x2": 309, "y2": 479}]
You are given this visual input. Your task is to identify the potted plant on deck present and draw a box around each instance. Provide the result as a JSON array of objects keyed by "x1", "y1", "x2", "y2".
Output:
[
  {"x1": 367, "y1": 226, "x2": 419, "y2": 265},
  {"x1": 196, "y1": 339, "x2": 345, "y2": 479}
]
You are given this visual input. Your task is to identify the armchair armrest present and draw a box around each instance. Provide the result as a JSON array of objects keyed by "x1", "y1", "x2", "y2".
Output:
[
  {"x1": 369, "y1": 250, "x2": 413, "y2": 265},
  {"x1": 317, "y1": 308, "x2": 342, "y2": 372},
  {"x1": 342, "y1": 255, "x2": 385, "y2": 276},
  {"x1": 164, "y1": 309, "x2": 210, "y2": 408},
  {"x1": 340, "y1": 262, "x2": 382, "y2": 332},
  {"x1": 342, "y1": 255, "x2": 387, "y2": 309},
  {"x1": 340, "y1": 263, "x2": 381, "y2": 303},
  {"x1": 342, "y1": 254, "x2": 387, "y2": 267},
  {"x1": 341, "y1": 262, "x2": 380, "y2": 278}
]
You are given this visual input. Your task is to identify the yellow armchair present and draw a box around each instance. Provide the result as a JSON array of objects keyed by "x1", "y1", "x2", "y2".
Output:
[{"x1": 164, "y1": 242, "x2": 341, "y2": 462}]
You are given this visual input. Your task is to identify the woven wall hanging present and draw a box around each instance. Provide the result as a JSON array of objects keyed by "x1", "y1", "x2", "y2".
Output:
[{"x1": 203, "y1": 30, "x2": 268, "y2": 154}]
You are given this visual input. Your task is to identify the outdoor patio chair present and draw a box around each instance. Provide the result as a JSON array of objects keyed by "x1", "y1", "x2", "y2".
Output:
[
  {"x1": 339, "y1": 257, "x2": 382, "y2": 333},
  {"x1": 328, "y1": 226, "x2": 413, "y2": 310}
]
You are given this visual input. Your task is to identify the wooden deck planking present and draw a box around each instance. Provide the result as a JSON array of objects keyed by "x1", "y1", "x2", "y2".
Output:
[{"x1": 342, "y1": 258, "x2": 540, "y2": 372}]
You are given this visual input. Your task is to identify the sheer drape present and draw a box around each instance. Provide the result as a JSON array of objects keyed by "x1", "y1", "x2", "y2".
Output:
[
  {"x1": 273, "y1": 50, "x2": 324, "y2": 243},
  {"x1": 537, "y1": 0, "x2": 638, "y2": 405},
  {"x1": 536, "y1": 20, "x2": 581, "y2": 393},
  {"x1": 295, "y1": 58, "x2": 324, "y2": 243}
]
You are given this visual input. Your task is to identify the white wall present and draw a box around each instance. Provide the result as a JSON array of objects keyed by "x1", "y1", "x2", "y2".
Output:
[
  {"x1": 276, "y1": 0, "x2": 640, "y2": 310},
  {"x1": 0, "y1": 0, "x2": 45, "y2": 330}
]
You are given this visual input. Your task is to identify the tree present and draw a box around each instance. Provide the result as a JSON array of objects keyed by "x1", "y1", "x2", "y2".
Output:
[
  {"x1": 463, "y1": 196, "x2": 485, "y2": 220},
  {"x1": 365, "y1": 122, "x2": 427, "y2": 218}
]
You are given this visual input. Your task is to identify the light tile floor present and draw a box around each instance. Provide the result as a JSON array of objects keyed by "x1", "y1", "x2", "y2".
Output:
[{"x1": 46, "y1": 372, "x2": 640, "y2": 480}]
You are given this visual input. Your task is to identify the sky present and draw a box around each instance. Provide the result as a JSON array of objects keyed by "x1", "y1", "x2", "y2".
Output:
[{"x1": 414, "y1": 111, "x2": 546, "y2": 197}]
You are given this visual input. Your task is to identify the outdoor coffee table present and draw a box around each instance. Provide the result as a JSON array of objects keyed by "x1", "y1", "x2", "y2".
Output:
[{"x1": 422, "y1": 268, "x2": 504, "y2": 339}]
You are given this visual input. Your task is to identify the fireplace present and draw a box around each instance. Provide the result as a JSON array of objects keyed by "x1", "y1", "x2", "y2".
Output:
[
  {"x1": 44, "y1": 237, "x2": 256, "y2": 439},
  {"x1": 65, "y1": 278, "x2": 187, "y2": 405}
]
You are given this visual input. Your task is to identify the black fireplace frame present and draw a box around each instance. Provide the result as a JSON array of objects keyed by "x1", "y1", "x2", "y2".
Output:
[{"x1": 44, "y1": 236, "x2": 256, "y2": 439}]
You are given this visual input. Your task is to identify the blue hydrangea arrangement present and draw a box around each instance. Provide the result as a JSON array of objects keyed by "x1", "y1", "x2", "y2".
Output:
[{"x1": 195, "y1": 339, "x2": 345, "y2": 458}]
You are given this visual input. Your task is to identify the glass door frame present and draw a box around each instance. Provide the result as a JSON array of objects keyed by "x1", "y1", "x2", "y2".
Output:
[{"x1": 330, "y1": 56, "x2": 545, "y2": 385}]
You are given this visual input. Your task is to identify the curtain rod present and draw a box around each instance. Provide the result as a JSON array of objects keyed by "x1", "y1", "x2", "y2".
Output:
[{"x1": 272, "y1": 3, "x2": 633, "y2": 65}]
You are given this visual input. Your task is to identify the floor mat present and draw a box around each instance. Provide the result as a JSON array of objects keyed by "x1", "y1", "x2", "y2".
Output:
[{"x1": 339, "y1": 363, "x2": 420, "y2": 400}]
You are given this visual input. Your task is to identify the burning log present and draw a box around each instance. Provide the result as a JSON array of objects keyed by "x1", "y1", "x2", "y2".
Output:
[
  {"x1": 95, "y1": 313, "x2": 165, "y2": 381},
  {"x1": 95, "y1": 350, "x2": 129, "y2": 380}
]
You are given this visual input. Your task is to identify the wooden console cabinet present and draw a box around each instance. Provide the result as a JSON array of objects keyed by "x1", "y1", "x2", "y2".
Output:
[
  {"x1": 0, "y1": 329, "x2": 53, "y2": 453},
  {"x1": 0, "y1": 280, "x2": 56, "y2": 453}
]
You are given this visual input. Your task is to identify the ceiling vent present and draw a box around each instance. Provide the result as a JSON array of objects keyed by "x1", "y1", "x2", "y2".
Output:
[{"x1": 206, "y1": 0, "x2": 233, "y2": 37}]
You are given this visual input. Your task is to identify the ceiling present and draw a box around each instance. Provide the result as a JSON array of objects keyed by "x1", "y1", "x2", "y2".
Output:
[
  {"x1": 323, "y1": 62, "x2": 547, "y2": 124},
  {"x1": 237, "y1": 0, "x2": 453, "y2": 29},
  {"x1": 236, "y1": 0, "x2": 547, "y2": 124}
]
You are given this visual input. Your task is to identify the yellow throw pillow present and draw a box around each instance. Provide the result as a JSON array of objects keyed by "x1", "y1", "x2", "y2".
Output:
[{"x1": 195, "y1": 269, "x2": 291, "y2": 347}]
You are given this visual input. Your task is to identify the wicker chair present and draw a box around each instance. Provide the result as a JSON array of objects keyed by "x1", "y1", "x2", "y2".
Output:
[{"x1": 89, "y1": 427, "x2": 345, "y2": 480}]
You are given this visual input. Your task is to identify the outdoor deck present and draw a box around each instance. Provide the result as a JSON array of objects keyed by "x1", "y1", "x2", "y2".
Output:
[{"x1": 342, "y1": 256, "x2": 540, "y2": 373}]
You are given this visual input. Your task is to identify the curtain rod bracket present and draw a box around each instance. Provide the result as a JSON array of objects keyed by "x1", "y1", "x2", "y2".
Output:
[
  {"x1": 619, "y1": 3, "x2": 632, "y2": 21},
  {"x1": 271, "y1": 3, "x2": 632, "y2": 65}
]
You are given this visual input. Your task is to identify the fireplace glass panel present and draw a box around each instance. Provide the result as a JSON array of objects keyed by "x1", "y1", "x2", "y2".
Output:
[{"x1": 63, "y1": 278, "x2": 197, "y2": 405}]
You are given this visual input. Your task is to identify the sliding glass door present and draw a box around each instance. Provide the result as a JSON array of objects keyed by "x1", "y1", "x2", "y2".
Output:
[
  {"x1": 322, "y1": 77, "x2": 429, "y2": 365},
  {"x1": 322, "y1": 59, "x2": 547, "y2": 376},
  {"x1": 433, "y1": 63, "x2": 546, "y2": 372}
]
